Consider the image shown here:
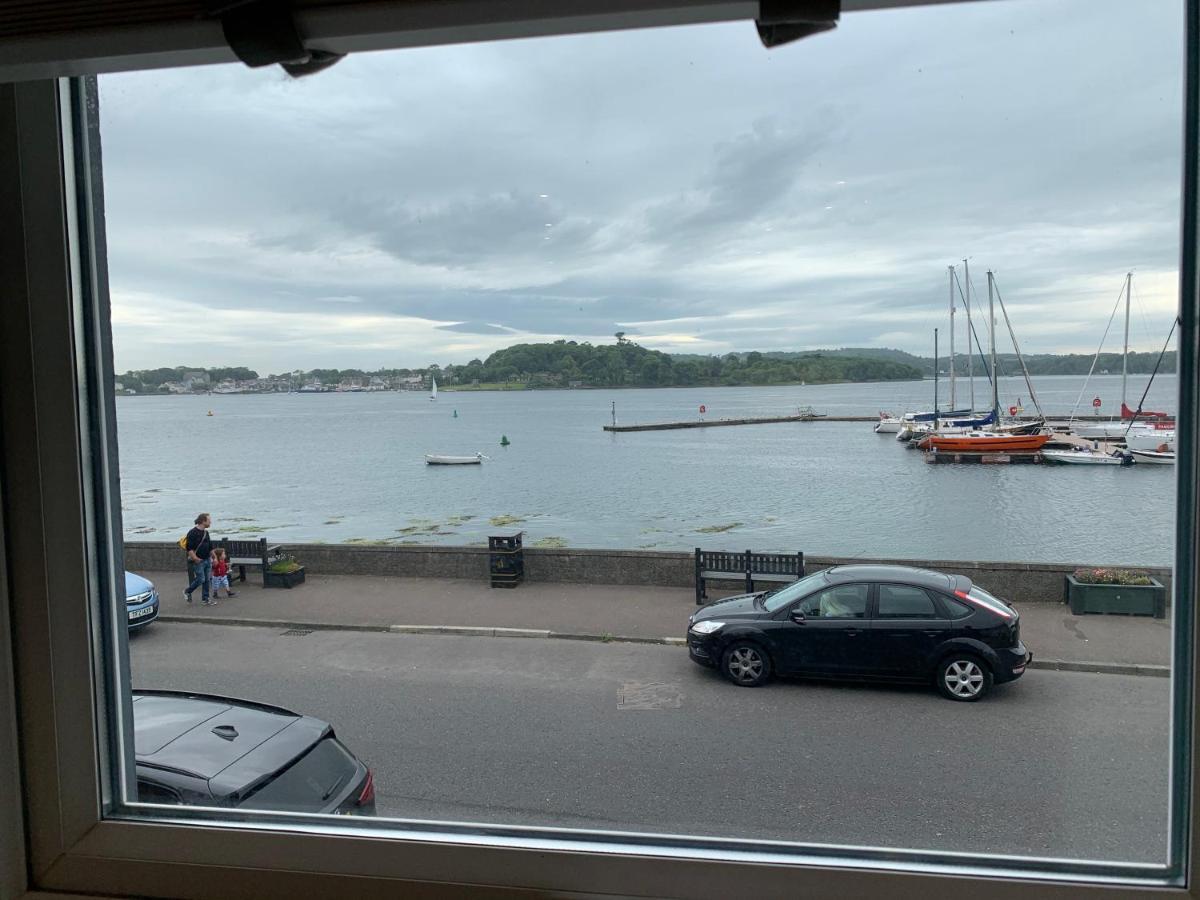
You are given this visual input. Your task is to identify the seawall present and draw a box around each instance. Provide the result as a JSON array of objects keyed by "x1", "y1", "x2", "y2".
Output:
[{"x1": 124, "y1": 541, "x2": 1173, "y2": 605}]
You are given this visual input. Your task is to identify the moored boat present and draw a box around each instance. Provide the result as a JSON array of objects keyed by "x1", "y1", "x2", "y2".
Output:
[
  {"x1": 1129, "y1": 449, "x2": 1175, "y2": 465},
  {"x1": 918, "y1": 431, "x2": 1051, "y2": 453},
  {"x1": 1042, "y1": 448, "x2": 1132, "y2": 466},
  {"x1": 425, "y1": 452, "x2": 486, "y2": 465},
  {"x1": 1126, "y1": 429, "x2": 1176, "y2": 452}
]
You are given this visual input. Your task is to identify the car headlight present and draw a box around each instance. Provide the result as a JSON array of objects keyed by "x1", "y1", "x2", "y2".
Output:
[{"x1": 690, "y1": 620, "x2": 726, "y2": 635}]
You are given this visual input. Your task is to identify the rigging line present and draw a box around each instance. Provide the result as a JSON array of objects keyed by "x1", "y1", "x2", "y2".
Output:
[
  {"x1": 991, "y1": 278, "x2": 1045, "y2": 420},
  {"x1": 1124, "y1": 316, "x2": 1179, "y2": 439},
  {"x1": 1067, "y1": 278, "x2": 1128, "y2": 428},
  {"x1": 952, "y1": 268, "x2": 993, "y2": 387}
]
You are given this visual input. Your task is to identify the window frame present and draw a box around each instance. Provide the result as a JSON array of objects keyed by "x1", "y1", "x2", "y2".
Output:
[{"x1": 2, "y1": 1, "x2": 1199, "y2": 896}]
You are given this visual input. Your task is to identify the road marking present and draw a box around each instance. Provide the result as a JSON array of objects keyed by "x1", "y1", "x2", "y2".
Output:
[{"x1": 618, "y1": 682, "x2": 683, "y2": 710}]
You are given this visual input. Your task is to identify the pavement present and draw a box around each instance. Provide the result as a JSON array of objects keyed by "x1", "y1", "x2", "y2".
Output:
[
  {"x1": 131, "y1": 622, "x2": 1171, "y2": 861},
  {"x1": 141, "y1": 569, "x2": 1172, "y2": 674}
]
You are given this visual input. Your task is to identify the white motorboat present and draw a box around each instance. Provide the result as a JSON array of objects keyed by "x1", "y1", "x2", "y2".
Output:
[
  {"x1": 425, "y1": 452, "x2": 486, "y2": 465},
  {"x1": 1042, "y1": 448, "x2": 1132, "y2": 466},
  {"x1": 1130, "y1": 449, "x2": 1175, "y2": 465},
  {"x1": 1126, "y1": 429, "x2": 1176, "y2": 452},
  {"x1": 875, "y1": 418, "x2": 904, "y2": 434}
]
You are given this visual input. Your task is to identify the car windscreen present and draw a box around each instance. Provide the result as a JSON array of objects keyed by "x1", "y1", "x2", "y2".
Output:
[
  {"x1": 238, "y1": 737, "x2": 360, "y2": 812},
  {"x1": 762, "y1": 571, "x2": 827, "y2": 613}
]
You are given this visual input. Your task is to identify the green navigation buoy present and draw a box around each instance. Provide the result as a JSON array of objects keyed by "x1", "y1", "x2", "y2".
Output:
[
  {"x1": 453, "y1": 409, "x2": 458, "y2": 418},
  {"x1": 500, "y1": 435, "x2": 511, "y2": 447}
]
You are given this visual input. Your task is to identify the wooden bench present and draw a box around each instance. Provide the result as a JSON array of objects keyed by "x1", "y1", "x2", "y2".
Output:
[
  {"x1": 695, "y1": 548, "x2": 805, "y2": 605},
  {"x1": 217, "y1": 537, "x2": 282, "y2": 585}
]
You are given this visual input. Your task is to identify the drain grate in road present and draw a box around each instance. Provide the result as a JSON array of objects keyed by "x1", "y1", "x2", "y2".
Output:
[
  {"x1": 280, "y1": 628, "x2": 313, "y2": 637},
  {"x1": 617, "y1": 682, "x2": 683, "y2": 710}
]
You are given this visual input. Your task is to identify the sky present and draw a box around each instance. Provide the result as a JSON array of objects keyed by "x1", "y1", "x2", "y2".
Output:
[{"x1": 99, "y1": 0, "x2": 1185, "y2": 374}]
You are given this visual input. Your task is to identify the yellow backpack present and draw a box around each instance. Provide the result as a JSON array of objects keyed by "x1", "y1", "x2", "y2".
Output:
[{"x1": 178, "y1": 533, "x2": 189, "y2": 550}]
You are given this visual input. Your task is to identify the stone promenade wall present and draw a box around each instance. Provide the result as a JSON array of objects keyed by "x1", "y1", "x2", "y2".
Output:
[{"x1": 124, "y1": 541, "x2": 1173, "y2": 605}]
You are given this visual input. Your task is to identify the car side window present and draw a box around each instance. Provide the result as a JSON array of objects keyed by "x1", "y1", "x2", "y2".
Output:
[
  {"x1": 876, "y1": 584, "x2": 939, "y2": 619},
  {"x1": 939, "y1": 595, "x2": 973, "y2": 619},
  {"x1": 137, "y1": 779, "x2": 182, "y2": 804},
  {"x1": 797, "y1": 584, "x2": 869, "y2": 619}
]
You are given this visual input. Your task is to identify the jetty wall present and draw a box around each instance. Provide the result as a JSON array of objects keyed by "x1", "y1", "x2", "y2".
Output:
[{"x1": 124, "y1": 541, "x2": 1172, "y2": 605}]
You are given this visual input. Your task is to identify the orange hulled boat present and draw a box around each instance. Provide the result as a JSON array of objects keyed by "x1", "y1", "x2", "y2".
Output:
[{"x1": 917, "y1": 431, "x2": 1052, "y2": 453}]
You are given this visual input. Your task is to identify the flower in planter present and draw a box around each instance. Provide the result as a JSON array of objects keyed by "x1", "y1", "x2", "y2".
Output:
[
  {"x1": 1072, "y1": 567, "x2": 1154, "y2": 586},
  {"x1": 268, "y1": 553, "x2": 303, "y2": 575}
]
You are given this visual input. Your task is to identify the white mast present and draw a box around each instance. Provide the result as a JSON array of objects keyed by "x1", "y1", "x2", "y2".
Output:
[
  {"x1": 1121, "y1": 271, "x2": 1132, "y2": 414},
  {"x1": 964, "y1": 259, "x2": 974, "y2": 410},
  {"x1": 987, "y1": 270, "x2": 998, "y2": 420},
  {"x1": 948, "y1": 266, "x2": 956, "y2": 409}
]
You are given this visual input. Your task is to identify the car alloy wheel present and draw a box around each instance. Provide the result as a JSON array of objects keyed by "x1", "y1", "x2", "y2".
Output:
[
  {"x1": 722, "y1": 642, "x2": 771, "y2": 687},
  {"x1": 937, "y1": 655, "x2": 992, "y2": 701}
]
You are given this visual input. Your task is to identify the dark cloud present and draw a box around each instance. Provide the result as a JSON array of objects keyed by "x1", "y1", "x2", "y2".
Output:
[{"x1": 98, "y1": 0, "x2": 1184, "y2": 372}]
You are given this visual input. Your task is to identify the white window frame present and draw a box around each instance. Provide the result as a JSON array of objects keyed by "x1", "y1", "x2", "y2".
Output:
[{"x1": 1, "y1": 2, "x2": 1198, "y2": 897}]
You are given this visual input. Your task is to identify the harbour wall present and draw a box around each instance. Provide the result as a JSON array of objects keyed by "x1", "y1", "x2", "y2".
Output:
[{"x1": 124, "y1": 541, "x2": 1173, "y2": 605}]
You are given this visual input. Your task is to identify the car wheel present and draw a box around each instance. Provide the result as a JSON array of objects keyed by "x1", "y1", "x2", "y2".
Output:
[
  {"x1": 936, "y1": 654, "x2": 993, "y2": 701},
  {"x1": 721, "y1": 641, "x2": 772, "y2": 687}
]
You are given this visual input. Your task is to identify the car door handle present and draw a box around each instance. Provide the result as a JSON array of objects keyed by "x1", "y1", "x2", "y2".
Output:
[
  {"x1": 845, "y1": 628, "x2": 861, "y2": 637},
  {"x1": 923, "y1": 630, "x2": 942, "y2": 637}
]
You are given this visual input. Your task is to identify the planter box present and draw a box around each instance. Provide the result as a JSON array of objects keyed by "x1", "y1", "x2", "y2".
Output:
[
  {"x1": 1065, "y1": 575, "x2": 1165, "y2": 618},
  {"x1": 264, "y1": 566, "x2": 306, "y2": 589}
]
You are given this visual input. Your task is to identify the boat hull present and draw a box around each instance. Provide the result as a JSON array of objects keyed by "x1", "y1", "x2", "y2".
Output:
[
  {"x1": 425, "y1": 454, "x2": 482, "y2": 465},
  {"x1": 1042, "y1": 449, "x2": 1130, "y2": 466},
  {"x1": 919, "y1": 433, "x2": 1051, "y2": 453},
  {"x1": 1130, "y1": 450, "x2": 1175, "y2": 465}
]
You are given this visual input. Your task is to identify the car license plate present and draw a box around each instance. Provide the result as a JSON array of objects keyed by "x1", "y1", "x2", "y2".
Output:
[{"x1": 128, "y1": 606, "x2": 154, "y2": 620}]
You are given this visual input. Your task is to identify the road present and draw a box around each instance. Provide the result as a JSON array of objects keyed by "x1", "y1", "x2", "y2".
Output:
[{"x1": 129, "y1": 622, "x2": 1170, "y2": 862}]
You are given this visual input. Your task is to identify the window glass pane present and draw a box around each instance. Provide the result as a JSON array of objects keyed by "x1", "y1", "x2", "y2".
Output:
[
  {"x1": 90, "y1": 0, "x2": 1183, "y2": 876},
  {"x1": 799, "y1": 585, "x2": 869, "y2": 618},
  {"x1": 876, "y1": 585, "x2": 938, "y2": 618}
]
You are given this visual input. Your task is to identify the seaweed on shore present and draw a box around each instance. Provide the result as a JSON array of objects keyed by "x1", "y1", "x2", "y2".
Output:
[
  {"x1": 695, "y1": 522, "x2": 743, "y2": 534},
  {"x1": 530, "y1": 536, "x2": 567, "y2": 548},
  {"x1": 489, "y1": 514, "x2": 526, "y2": 527}
]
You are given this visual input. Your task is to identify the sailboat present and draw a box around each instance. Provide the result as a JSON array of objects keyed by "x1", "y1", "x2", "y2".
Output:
[
  {"x1": 1073, "y1": 273, "x2": 1172, "y2": 440},
  {"x1": 429, "y1": 376, "x2": 438, "y2": 402},
  {"x1": 919, "y1": 270, "x2": 1050, "y2": 454}
]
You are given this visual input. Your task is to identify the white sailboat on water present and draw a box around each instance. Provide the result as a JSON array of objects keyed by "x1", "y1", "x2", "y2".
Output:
[{"x1": 429, "y1": 375, "x2": 438, "y2": 402}]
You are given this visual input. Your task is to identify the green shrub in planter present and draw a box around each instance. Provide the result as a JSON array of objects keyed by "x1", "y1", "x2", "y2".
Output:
[
  {"x1": 1065, "y1": 568, "x2": 1165, "y2": 618},
  {"x1": 265, "y1": 555, "x2": 306, "y2": 589}
]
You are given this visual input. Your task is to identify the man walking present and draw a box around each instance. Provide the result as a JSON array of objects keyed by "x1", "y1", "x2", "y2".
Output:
[{"x1": 183, "y1": 512, "x2": 215, "y2": 605}]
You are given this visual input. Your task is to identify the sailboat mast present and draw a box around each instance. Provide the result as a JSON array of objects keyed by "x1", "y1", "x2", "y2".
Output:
[
  {"x1": 1121, "y1": 271, "x2": 1132, "y2": 413},
  {"x1": 987, "y1": 270, "x2": 998, "y2": 419},
  {"x1": 964, "y1": 259, "x2": 973, "y2": 410},
  {"x1": 948, "y1": 266, "x2": 956, "y2": 409},
  {"x1": 933, "y1": 327, "x2": 939, "y2": 420}
]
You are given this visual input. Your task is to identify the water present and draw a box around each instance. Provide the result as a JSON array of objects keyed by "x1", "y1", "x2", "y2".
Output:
[{"x1": 117, "y1": 374, "x2": 1177, "y2": 566}]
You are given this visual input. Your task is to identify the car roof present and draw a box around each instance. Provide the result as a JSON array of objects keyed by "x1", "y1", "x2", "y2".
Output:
[
  {"x1": 132, "y1": 691, "x2": 316, "y2": 782},
  {"x1": 823, "y1": 564, "x2": 966, "y2": 592}
]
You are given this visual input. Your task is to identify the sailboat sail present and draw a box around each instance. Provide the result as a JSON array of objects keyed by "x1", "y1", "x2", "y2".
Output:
[{"x1": 430, "y1": 376, "x2": 438, "y2": 401}]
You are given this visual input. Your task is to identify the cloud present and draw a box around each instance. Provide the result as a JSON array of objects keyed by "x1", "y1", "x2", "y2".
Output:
[{"x1": 99, "y1": 0, "x2": 1184, "y2": 369}]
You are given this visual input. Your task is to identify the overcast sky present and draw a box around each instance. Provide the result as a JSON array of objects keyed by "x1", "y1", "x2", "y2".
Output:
[{"x1": 99, "y1": 0, "x2": 1184, "y2": 374}]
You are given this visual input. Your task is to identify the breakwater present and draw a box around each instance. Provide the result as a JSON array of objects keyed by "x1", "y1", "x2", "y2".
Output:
[{"x1": 124, "y1": 541, "x2": 1172, "y2": 606}]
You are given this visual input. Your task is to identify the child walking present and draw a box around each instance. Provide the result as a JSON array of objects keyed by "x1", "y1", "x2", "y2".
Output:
[{"x1": 210, "y1": 548, "x2": 238, "y2": 600}]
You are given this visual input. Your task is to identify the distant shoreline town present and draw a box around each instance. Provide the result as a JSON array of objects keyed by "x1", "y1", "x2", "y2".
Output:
[{"x1": 114, "y1": 337, "x2": 1176, "y2": 396}]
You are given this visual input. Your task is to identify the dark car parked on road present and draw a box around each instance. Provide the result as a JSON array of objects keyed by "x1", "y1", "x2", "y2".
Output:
[
  {"x1": 133, "y1": 690, "x2": 376, "y2": 814},
  {"x1": 687, "y1": 564, "x2": 1030, "y2": 701}
]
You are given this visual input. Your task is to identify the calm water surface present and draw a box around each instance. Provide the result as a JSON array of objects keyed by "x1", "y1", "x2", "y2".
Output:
[{"x1": 117, "y1": 374, "x2": 1177, "y2": 566}]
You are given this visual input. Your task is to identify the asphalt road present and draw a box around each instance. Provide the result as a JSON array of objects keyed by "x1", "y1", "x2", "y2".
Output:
[{"x1": 129, "y1": 622, "x2": 1170, "y2": 863}]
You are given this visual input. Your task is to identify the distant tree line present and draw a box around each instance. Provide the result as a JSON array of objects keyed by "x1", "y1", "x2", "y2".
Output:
[{"x1": 117, "y1": 341, "x2": 1175, "y2": 395}]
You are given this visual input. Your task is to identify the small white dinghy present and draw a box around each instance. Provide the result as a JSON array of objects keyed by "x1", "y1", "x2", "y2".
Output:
[
  {"x1": 1130, "y1": 449, "x2": 1175, "y2": 465},
  {"x1": 425, "y1": 452, "x2": 487, "y2": 465},
  {"x1": 1042, "y1": 448, "x2": 1132, "y2": 466}
]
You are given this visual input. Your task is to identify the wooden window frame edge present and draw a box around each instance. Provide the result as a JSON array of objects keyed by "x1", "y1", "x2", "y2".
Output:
[{"x1": 1, "y1": 1, "x2": 1198, "y2": 897}]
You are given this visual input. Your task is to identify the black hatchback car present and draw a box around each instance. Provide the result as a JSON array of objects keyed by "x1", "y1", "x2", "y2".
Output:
[
  {"x1": 687, "y1": 564, "x2": 1030, "y2": 701},
  {"x1": 133, "y1": 691, "x2": 376, "y2": 814}
]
